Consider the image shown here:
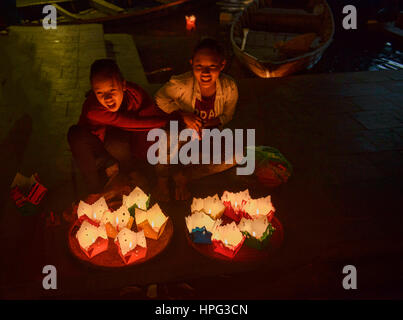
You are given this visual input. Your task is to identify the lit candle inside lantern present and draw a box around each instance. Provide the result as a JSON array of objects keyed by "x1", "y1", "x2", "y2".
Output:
[
  {"x1": 211, "y1": 221, "x2": 245, "y2": 258},
  {"x1": 185, "y1": 211, "x2": 217, "y2": 239},
  {"x1": 77, "y1": 197, "x2": 108, "y2": 224},
  {"x1": 243, "y1": 195, "x2": 275, "y2": 219},
  {"x1": 191, "y1": 195, "x2": 225, "y2": 220},
  {"x1": 76, "y1": 221, "x2": 108, "y2": 256},
  {"x1": 238, "y1": 216, "x2": 269, "y2": 239},
  {"x1": 135, "y1": 204, "x2": 168, "y2": 240},
  {"x1": 123, "y1": 186, "x2": 149, "y2": 211},
  {"x1": 115, "y1": 228, "x2": 147, "y2": 263},
  {"x1": 221, "y1": 189, "x2": 251, "y2": 212},
  {"x1": 185, "y1": 15, "x2": 196, "y2": 31}
]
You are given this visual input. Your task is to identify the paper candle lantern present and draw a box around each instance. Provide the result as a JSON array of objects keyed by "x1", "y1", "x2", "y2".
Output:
[
  {"x1": 115, "y1": 228, "x2": 147, "y2": 264},
  {"x1": 135, "y1": 204, "x2": 169, "y2": 240},
  {"x1": 243, "y1": 195, "x2": 275, "y2": 221},
  {"x1": 211, "y1": 221, "x2": 245, "y2": 258},
  {"x1": 221, "y1": 189, "x2": 251, "y2": 222},
  {"x1": 77, "y1": 197, "x2": 108, "y2": 226},
  {"x1": 100, "y1": 205, "x2": 134, "y2": 238},
  {"x1": 100, "y1": 209, "x2": 116, "y2": 237},
  {"x1": 113, "y1": 205, "x2": 134, "y2": 231},
  {"x1": 238, "y1": 216, "x2": 275, "y2": 250},
  {"x1": 122, "y1": 186, "x2": 150, "y2": 215},
  {"x1": 190, "y1": 194, "x2": 225, "y2": 220},
  {"x1": 185, "y1": 211, "x2": 218, "y2": 244},
  {"x1": 76, "y1": 220, "x2": 108, "y2": 258},
  {"x1": 185, "y1": 15, "x2": 196, "y2": 31},
  {"x1": 10, "y1": 173, "x2": 47, "y2": 215}
]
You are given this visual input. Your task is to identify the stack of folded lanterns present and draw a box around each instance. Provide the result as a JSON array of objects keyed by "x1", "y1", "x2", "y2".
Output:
[
  {"x1": 75, "y1": 187, "x2": 169, "y2": 264},
  {"x1": 186, "y1": 189, "x2": 276, "y2": 259}
]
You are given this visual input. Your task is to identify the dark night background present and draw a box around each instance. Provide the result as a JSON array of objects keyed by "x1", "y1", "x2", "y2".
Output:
[{"x1": 0, "y1": 0, "x2": 402, "y2": 301}]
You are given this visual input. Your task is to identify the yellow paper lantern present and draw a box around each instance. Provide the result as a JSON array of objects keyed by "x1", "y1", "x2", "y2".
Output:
[{"x1": 135, "y1": 204, "x2": 169, "y2": 240}]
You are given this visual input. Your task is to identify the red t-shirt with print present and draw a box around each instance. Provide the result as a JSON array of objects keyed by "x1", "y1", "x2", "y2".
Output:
[{"x1": 194, "y1": 94, "x2": 217, "y2": 127}]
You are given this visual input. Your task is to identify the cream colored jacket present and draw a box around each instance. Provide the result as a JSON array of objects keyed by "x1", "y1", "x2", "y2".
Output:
[{"x1": 154, "y1": 71, "x2": 238, "y2": 126}]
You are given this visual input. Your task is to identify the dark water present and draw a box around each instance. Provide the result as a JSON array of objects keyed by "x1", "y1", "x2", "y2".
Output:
[
  {"x1": 10, "y1": 0, "x2": 402, "y2": 82},
  {"x1": 103, "y1": 1, "x2": 403, "y2": 83}
]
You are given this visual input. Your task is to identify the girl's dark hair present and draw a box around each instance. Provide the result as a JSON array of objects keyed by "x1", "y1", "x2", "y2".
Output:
[
  {"x1": 192, "y1": 38, "x2": 225, "y2": 60},
  {"x1": 90, "y1": 59, "x2": 124, "y2": 82}
]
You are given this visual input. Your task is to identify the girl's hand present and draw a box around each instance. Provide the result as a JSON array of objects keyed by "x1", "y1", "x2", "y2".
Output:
[
  {"x1": 181, "y1": 112, "x2": 202, "y2": 137},
  {"x1": 202, "y1": 117, "x2": 221, "y2": 129}
]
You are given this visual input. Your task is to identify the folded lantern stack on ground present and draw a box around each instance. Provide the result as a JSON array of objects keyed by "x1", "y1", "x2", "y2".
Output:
[
  {"x1": 186, "y1": 189, "x2": 276, "y2": 258},
  {"x1": 75, "y1": 187, "x2": 169, "y2": 264}
]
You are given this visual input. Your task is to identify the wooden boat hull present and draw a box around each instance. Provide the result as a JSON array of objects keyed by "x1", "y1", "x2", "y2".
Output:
[
  {"x1": 230, "y1": 0, "x2": 335, "y2": 78},
  {"x1": 381, "y1": 12, "x2": 403, "y2": 46}
]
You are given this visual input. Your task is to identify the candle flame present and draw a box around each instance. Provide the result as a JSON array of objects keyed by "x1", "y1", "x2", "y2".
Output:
[
  {"x1": 94, "y1": 212, "x2": 96, "y2": 219},
  {"x1": 151, "y1": 221, "x2": 154, "y2": 228},
  {"x1": 224, "y1": 239, "x2": 228, "y2": 245},
  {"x1": 256, "y1": 209, "x2": 259, "y2": 215},
  {"x1": 235, "y1": 202, "x2": 237, "y2": 208},
  {"x1": 209, "y1": 209, "x2": 211, "y2": 214},
  {"x1": 92, "y1": 238, "x2": 95, "y2": 243},
  {"x1": 129, "y1": 242, "x2": 132, "y2": 248},
  {"x1": 252, "y1": 231, "x2": 256, "y2": 237},
  {"x1": 116, "y1": 217, "x2": 119, "y2": 225}
]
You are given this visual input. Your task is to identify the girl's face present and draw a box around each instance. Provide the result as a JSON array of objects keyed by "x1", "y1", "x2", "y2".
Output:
[
  {"x1": 191, "y1": 48, "x2": 226, "y2": 90},
  {"x1": 92, "y1": 75, "x2": 126, "y2": 112}
]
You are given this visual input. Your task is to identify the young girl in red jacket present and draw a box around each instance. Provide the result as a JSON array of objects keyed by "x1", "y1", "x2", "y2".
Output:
[{"x1": 68, "y1": 59, "x2": 168, "y2": 193}]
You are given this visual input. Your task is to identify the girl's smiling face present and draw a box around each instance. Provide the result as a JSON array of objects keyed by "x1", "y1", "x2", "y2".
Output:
[
  {"x1": 91, "y1": 75, "x2": 126, "y2": 112},
  {"x1": 191, "y1": 48, "x2": 226, "y2": 91}
]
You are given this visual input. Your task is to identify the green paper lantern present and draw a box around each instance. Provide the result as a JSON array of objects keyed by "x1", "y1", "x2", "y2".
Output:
[
  {"x1": 128, "y1": 194, "x2": 151, "y2": 217},
  {"x1": 242, "y1": 223, "x2": 276, "y2": 250},
  {"x1": 247, "y1": 146, "x2": 293, "y2": 187}
]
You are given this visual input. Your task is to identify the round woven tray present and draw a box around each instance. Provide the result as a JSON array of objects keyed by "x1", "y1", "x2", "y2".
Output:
[{"x1": 67, "y1": 186, "x2": 173, "y2": 268}]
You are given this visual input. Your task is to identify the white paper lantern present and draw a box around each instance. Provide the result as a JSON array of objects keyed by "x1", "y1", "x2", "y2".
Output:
[
  {"x1": 238, "y1": 216, "x2": 269, "y2": 239},
  {"x1": 76, "y1": 220, "x2": 107, "y2": 250},
  {"x1": 243, "y1": 195, "x2": 275, "y2": 219},
  {"x1": 123, "y1": 186, "x2": 149, "y2": 210}
]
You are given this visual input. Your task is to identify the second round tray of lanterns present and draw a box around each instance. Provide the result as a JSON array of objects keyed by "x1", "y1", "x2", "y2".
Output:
[
  {"x1": 185, "y1": 189, "x2": 283, "y2": 261},
  {"x1": 68, "y1": 186, "x2": 173, "y2": 268}
]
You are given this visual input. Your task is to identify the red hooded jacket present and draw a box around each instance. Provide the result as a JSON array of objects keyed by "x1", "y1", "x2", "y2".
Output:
[{"x1": 78, "y1": 82, "x2": 168, "y2": 142}]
